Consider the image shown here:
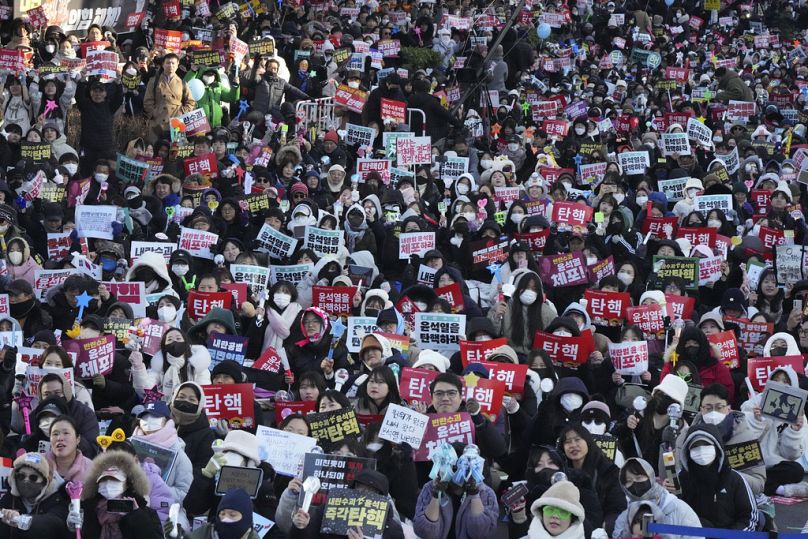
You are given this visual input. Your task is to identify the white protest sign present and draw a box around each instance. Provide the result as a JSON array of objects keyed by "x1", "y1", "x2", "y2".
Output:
[
  {"x1": 658, "y1": 178, "x2": 688, "y2": 202},
  {"x1": 256, "y1": 224, "x2": 298, "y2": 259},
  {"x1": 270, "y1": 264, "x2": 313, "y2": 285},
  {"x1": 699, "y1": 255, "x2": 723, "y2": 286},
  {"x1": 231, "y1": 264, "x2": 271, "y2": 292},
  {"x1": 378, "y1": 403, "x2": 429, "y2": 447},
  {"x1": 441, "y1": 156, "x2": 469, "y2": 181},
  {"x1": 75, "y1": 205, "x2": 117, "y2": 240},
  {"x1": 414, "y1": 313, "x2": 466, "y2": 351},
  {"x1": 607, "y1": 341, "x2": 649, "y2": 375},
  {"x1": 715, "y1": 146, "x2": 739, "y2": 174},
  {"x1": 417, "y1": 264, "x2": 437, "y2": 286},
  {"x1": 694, "y1": 194, "x2": 732, "y2": 214},
  {"x1": 399, "y1": 232, "x2": 436, "y2": 259},
  {"x1": 130, "y1": 241, "x2": 176, "y2": 262},
  {"x1": 396, "y1": 136, "x2": 432, "y2": 166},
  {"x1": 178, "y1": 227, "x2": 219, "y2": 260},
  {"x1": 661, "y1": 132, "x2": 692, "y2": 156},
  {"x1": 252, "y1": 513, "x2": 275, "y2": 539},
  {"x1": 255, "y1": 426, "x2": 317, "y2": 477},
  {"x1": 686, "y1": 117, "x2": 713, "y2": 147},
  {"x1": 345, "y1": 123, "x2": 376, "y2": 147},
  {"x1": 347, "y1": 316, "x2": 379, "y2": 353},
  {"x1": 617, "y1": 151, "x2": 650, "y2": 175},
  {"x1": 304, "y1": 226, "x2": 344, "y2": 257}
]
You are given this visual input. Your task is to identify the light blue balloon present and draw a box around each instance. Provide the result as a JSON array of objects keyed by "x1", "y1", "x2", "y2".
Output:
[
  {"x1": 665, "y1": 0, "x2": 674, "y2": 5},
  {"x1": 537, "y1": 23, "x2": 551, "y2": 40}
]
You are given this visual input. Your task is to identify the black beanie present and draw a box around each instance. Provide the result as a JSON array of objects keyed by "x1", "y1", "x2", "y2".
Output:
[{"x1": 211, "y1": 360, "x2": 244, "y2": 383}]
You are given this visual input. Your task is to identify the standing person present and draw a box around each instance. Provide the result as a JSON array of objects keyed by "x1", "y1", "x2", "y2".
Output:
[
  {"x1": 75, "y1": 78, "x2": 122, "y2": 176},
  {"x1": 143, "y1": 53, "x2": 196, "y2": 144}
]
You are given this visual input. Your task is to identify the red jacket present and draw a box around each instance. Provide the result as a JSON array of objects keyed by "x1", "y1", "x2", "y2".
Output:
[{"x1": 660, "y1": 360, "x2": 735, "y2": 403}]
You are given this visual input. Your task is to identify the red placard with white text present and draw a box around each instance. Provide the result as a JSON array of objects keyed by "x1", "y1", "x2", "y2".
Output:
[
  {"x1": 665, "y1": 294, "x2": 695, "y2": 320},
  {"x1": 459, "y1": 337, "x2": 508, "y2": 365},
  {"x1": 399, "y1": 367, "x2": 438, "y2": 405},
  {"x1": 626, "y1": 304, "x2": 666, "y2": 339},
  {"x1": 186, "y1": 290, "x2": 232, "y2": 320},
  {"x1": 707, "y1": 330, "x2": 741, "y2": 369},
  {"x1": 583, "y1": 289, "x2": 630, "y2": 326},
  {"x1": 202, "y1": 383, "x2": 255, "y2": 429},
  {"x1": 532, "y1": 331, "x2": 594, "y2": 368},
  {"x1": 747, "y1": 356, "x2": 805, "y2": 391},
  {"x1": 475, "y1": 362, "x2": 528, "y2": 395},
  {"x1": 463, "y1": 375, "x2": 505, "y2": 419}
]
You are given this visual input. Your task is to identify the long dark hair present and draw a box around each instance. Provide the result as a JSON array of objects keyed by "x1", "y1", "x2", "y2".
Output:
[
  {"x1": 511, "y1": 271, "x2": 545, "y2": 346},
  {"x1": 557, "y1": 423, "x2": 604, "y2": 473},
  {"x1": 754, "y1": 267, "x2": 784, "y2": 315},
  {"x1": 356, "y1": 366, "x2": 401, "y2": 413},
  {"x1": 160, "y1": 328, "x2": 192, "y2": 381}
]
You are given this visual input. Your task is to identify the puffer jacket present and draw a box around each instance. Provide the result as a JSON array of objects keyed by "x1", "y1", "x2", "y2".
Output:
[
  {"x1": 715, "y1": 69, "x2": 755, "y2": 102},
  {"x1": 132, "y1": 345, "x2": 212, "y2": 401},
  {"x1": 0, "y1": 461, "x2": 69, "y2": 539}
]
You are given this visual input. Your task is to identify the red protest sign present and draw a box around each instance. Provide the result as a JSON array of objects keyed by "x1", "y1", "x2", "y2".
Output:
[
  {"x1": 395, "y1": 296, "x2": 420, "y2": 330},
  {"x1": 275, "y1": 400, "x2": 316, "y2": 424},
  {"x1": 532, "y1": 331, "x2": 594, "y2": 368},
  {"x1": 589, "y1": 256, "x2": 616, "y2": 283},
  {"x1": 162, "y1": 0, "x2": 181, "y2": 18},
  {"x1": 137, "y1": 318, "x2": 169, "y2": 356},
  {"x1": 665, "y1": 66, "x2": 689, "y2": 83},
  {"x1": 399, "y1": 367, "x2": 438, "y2": 405},
  {"x1": 184, "y1": 153, "x2": 218, "y2": 178},
  {"x1": 751, "y1": 190, "x2": 771, "y2": 215},
  {"x1": 459, "y1": 337, "x2": 508, "y2": 365},
  {"x1": 435, "y1": 283, "x2": 464, "y2": 313},
  {"x1": 334, "y1": 84, "x2": 368, "y2": 113},
  {"x1": 312, "y1": 286, "x2": 358, "y2": 317},
  {"x1": 758, "y1": 226, "x2": 786, "y2": 250},
  {"x1": 463, "y1": 375, "x2": 505, "y2": 419},
  {"x1": 154, "y1": 29, "x2": 183, "y2": 52},
  {"x1": 707, "y1": 330, "x2": 741, "y2": 369},
  {"x1": 642, "y1": 216, "x2": 678, "y2": 239},
  {"x1": 221, "y1": 282, "x2": 248, "y2": 306},
  {"x1": 252, "y1": 346, "x2": 283, "y2": 373},
  {"x1": 583, "y1": 289, "x2": 630, "y2": 326},
  {"x1": 66, "y1": 335, "x2": 116, "y2": 379},
  {"x1": 414, "y1": 412, "x2": 475, "y2": 461},
  {"x1": 476, "y1": 362, "x2": 529, "y2": 395},
  {"x1": 747, "y1": 356, "x2": 805, "y2": 392},
  {"x1": 678, "y1": 226, "x2": 716, "y2": 248},
  {"x1": 538, "y1": 252, "x2": 590, "y2": 288},
  {"x1": 626, "y1": 304, "x2": 666, "y2": 339},
  {"x1": 186, "y1": 290, "x2": 233, "y2": 320},
  {"x1": 542, "y1": 119, "x2": 569, "y2": 139},
  {"x1": 515, "y1": 230, "x2": 550, "y2": 253},
  {"x1": 380, "y1": 98, "x2": 407, "y2": 124},
  {"x1": 0, "y1": 49, "x2": 24, "y2": 71},
  {"x1": 469, "y1": 237, "x2": 509, "y2": 270},
  {"x1": 202, "y1": 383, "x2": 255, "y2": 429},
  {"x1": 665, "y1": 294, "x2": 695, "y2": 320},
  {"x1": 551, "y1": 201, "x2": 593, "y2": 231},
  {"x1": 80, "y1": 41, "x2": 111, "y2": 57},
  {"x1": 724, "y1": 317, "x2": 774, "y2": 356}
]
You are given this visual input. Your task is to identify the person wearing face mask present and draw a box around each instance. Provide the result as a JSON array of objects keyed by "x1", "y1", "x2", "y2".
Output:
[
  {"x1": 126, "y1": 251, "x2": 180, "y2": 300},
  {"x1": 246, "y1": 281, "x2": 302, "y2": 366},
  {"x1": 661, "y1": 327, "x2": 735, "y2": 403},
  {"x1": 580, "y1": 401, "x2": 625, "y2": 467},
  {"x1": 18, "y1": 397, "x2": 68, "y2": 454},
  {"x1": 5, "y1": 279, "x2": 52, "y2": 344},
  {"x1": 679, "y1": 424, "x2": 762, "y2": 531},
  {"x1": 183, "y1": 67, "x2": 240, "y2": 128},
  {"x1": 77, "y1": 451, "x2": 164, "y2": 539},
  {"x1": 186, "y1": 488, "x2": 265, "y2": 539},
  {"x1": 153, "y1": 295, "x2": 182, "y2": 327},
  {"x1": 166, "y1": 250, "x2": 196, "y2": 299},
  {"x1": 531, "y1": 377, "x2": 589, "y2": 447},
  {"x1": 185, "y1": 430, "x2": 278, "y2": 523},
  {"x1": 489, "y1": 270, "x2": 557, "y2": 357},
  {"x1": 672, "y1": 177, "x2": 703, "y2": 220},
  {"x1": 672, "y1": 384, "x2": 765, "y2": 496},
  {"x1": 131, "y1": 327, "x2": 212, "y2": 402},
  {"x1": 612, "y1": 457, "x2": 701, "y2": 539},
  {"x1": 343, "y1": 203, "x2": 377, "y2": 255},
  {"x1": 286, "y1": 306, "x2": 349, "y2": 379},
  {"x1": 0, "y1": 452, "x2": 70, "y2": 538},
  {"x1": 406, "y1": 78, "x2": 462, "y2": 142},
  {"x1": 296, "y1": 255, "x2": 344, "y2": 309},
  {"x1": 130, "y1": 401, "x2": 193, "y2": 519},
  {"x1": 169, "y1": 382, "x2": 216, "y2": 478},
  {"x1": 358, "y1": 423, "x2": 419, "y2": 521}
]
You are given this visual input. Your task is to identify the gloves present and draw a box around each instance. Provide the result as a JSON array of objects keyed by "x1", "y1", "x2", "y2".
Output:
[
  {"x1": 92, "y1": 375, "x2": 106, "y2": 389},
  {"x1": 128, "y1": 351, "x2": 144, "y2": 369},
  {"x1": 464, "y1": 478, "x2": 479, "y2": 495},
  {"x1": 202, "y1": 452, "x2": 228, "y2": 478},
  {"x1": 67, "y1": 509, "x2": 83, "y2": 532},
  {"x1": 503, "y1": 396, "x2": 520, "y2": 415},
  {"x1": 214, "y1": 418, "x2": 230, "y2": 437},
  {"x1": 432, "y1": 480, "x2": 449, "y2": 498}
]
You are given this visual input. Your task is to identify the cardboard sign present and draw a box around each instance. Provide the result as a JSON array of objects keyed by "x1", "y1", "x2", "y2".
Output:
[
  {"x1": 584, "y1": 290, "x2": 630, "y2": 326},
  {"x1": 215, "y1": 466, "x2": 263, "y2": 498},
  {"x1": 725, "y1": 318, "x2": 774, "y2": 356},
  {"x1": 414, "y1": 412, "x2": 475, "y2": 461},
  {"x1": 320, "y1": 488, "x2": 389, "y2": 537},
  {"x1": 255, "y1": 426, "x2": 317, "y2": 476},
  {"x1": 312, "y1": 286, "x2": 358, "y2": 317},
  {"x1": 538, "y1": 252, "x2": 590, "y2": 288},
  {"x1": 398, "y1": 232, "x2": 436, "y2": 259},
  {"x1": 608, "y1": 341, "x2": 649, "y2": 375},
  {"x1": 202, "y1": 383, "x2": 255, "y2": 429},
  {"x1": 725, "y1": 440, "x2": 765, "y2": 471},
  {"x1": 378, "y1": 404, "x2": 429, "y2": 447},
  {"x1": 207, "y1": 332, "x2": 248, "y2": 368},
  {"x1": 747, "y1": 356, "x2": 804, "y2": 391},
  {"x1": 186, "y1": 290, "x2": 232, "y2": 320},
  {"x1": 399, "y1": 367, "x2": 439, "y2": 405},
  {"x1": 65, "y1": 335, "x2": 116, "y2": 379},
  {"x1": 414, "y1": 313, "x2": 466, "y2": 352},
  {"x1": 532, "y1": 331, "x2": 594, "y2": 368},
  {"x1": 707, "y1": 330, "x2": 740, "y2": 369},
  {"x1": 179, "y1": 227, "x2": 219, "y2": 260},
  {"x1": 75, "y1": 205, "x2": 117, "y2": 240},
  {"x1": 304, "y1": 226, "x2": 343, "y2": 257},
  {"x1": 761, "y1": 381, "x2": 808, "y2": 425},
  {"x1": 459, "y1": 337, "x2": 508, "y2": 365},
  {"x1": 308, "y1": 408, "x2": 362, "y2": 443},
  {"x1": 626, "y1": 304, "x2": 667, "y2": 339}
]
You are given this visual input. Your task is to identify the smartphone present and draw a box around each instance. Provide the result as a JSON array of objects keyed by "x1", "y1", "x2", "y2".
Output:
[
  {"x1": 501, "y1": 482, "x2": 528, "y2": 510},
  {"x1": 107, "y1": 499, "x2": 135, "y2": 513}
]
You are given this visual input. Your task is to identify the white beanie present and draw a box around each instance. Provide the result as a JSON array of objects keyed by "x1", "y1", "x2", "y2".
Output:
[{"x1": 412, "y1": 350, "x2": 451, "y2": 373}]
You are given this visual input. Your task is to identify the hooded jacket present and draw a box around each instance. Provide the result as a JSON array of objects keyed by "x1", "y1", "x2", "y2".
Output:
[
  {"x1": 183, "y1": 68, "x2": 239, "y2": 127},
  {"x1": 412, "y1": 480, "x2": 498, "y2": 539},
  {"x1": 612, "y1": 458, "x2": 701, "y2": 539},
  {"x1": 80, "y1": 451, "x2": 164, "y2": 539},
  {"x1": 170, "y1": 382, "x2": 216, "y2": 478},
  {"x1": 433, "y1": 265, "x2": 483, "y2": 317},
  {"x1": 132, "y1": 345, "x2": 212, "y2": 401},
  {"x1": 7, "y1": 237, "x2": 40, "y2": 286},
  {"x1": 679, "y1": 424, "x2": 760, "y2": 531},
  {"x1": 0, "y1": 453, "x2": 69, "y2": 539},
  {"x1": 531, "y1": 377, "x2": 588, "y2": 447},
  {"x1": 716, "y1": 69, "x2": 755, "y2": 102},
  {"x1": 126, "y1": 251, "x2": 178, "y2": 298}
]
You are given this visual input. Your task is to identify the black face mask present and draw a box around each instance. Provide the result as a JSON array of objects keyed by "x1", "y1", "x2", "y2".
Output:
[
  {"x1": 532, "y1": 367, "x2": 552, "y2": 380},
  {"x1": 626, "y1": 479, "x2": 651, "y2": 497},
  {"x1": 526, "y1": 467, "x2": 557, "y2": 488},
  {"x1": 770, "y1": 346, "x2": 788, "y2": 357},
  {"x1": 165, "y1": 341, "x2": 186, "y2": 357},
  {"x1": 606, "y1": 222, "x2": 623, "y2": 235},
  {"x1": 127, "y1": 195, "x2": 143, "y2": 209},
  {"x1": 683, "y1": 346, "x2": 700, "y2": 361},
  {"x1": 16, "y1": 479, "x2": 43, "y2": 500},
  {"x1": 365, "y1": 308, "x2": 380, "y2": 318},
  {"x1": 172, "y1": 399, "x2": 198, "y2": 414},
  {"x1": 10, "y1": 297, "x2": 35, "y2": 319}
]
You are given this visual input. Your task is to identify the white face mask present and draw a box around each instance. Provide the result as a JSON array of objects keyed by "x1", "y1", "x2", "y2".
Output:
[
  {"x1": 172, "y1": 264, "x2": 189, "y2": 277},
  {"x1": 274, "y1": 292, "x2": 291, "y2": 308},
  {"x1": 614, "y1": 193, "x2": 625, "y2": 204},
  {"x1": 708, "y1": 219, "x2": 722, "y2": 229},
  {"x1": 689, "y1": 445, "x2": 717, "y2": 466},
  {"x1": 582, "y1": 420, "x2": 606, "y2": 435},
  {"x1": 575, "y1": 127, "x2": 586, "y2": 135},
  {"x1": 98, "y1": 479, "x2": 126, "y2": 500},
  {"x1": 125, "y1": 68, "x2": 137, "y2": 76},
  {"x1": 463, "y1": 212, "x2": 476, "y2": 222},
  {"x1": 62, "y1": 48, "x2": 76, "y2": 59},
  {"x1": 440, "y1": 35, "x2": 451, "y2": 46},
  {"x1": 553, "y1": 329, "x2": 572, "y2": 337},
  {"x1": 702, "y1": 411, "x2": 726, "y2": 425},
  {"x1": 64, "y1": 163, "x2": 78, "y2": 176},
  {"x1": 8, "y1": 252, "x2": 22, "y2": 265},
  {"x1": 457, "y1": 184, "x2": 469, "y2": 195},
  {"x1": 450, "y1": 235, "x2": 463, "y2": 247},
  {"x1": 139, "y1": 416, "x2": 165, "y2": 434},
  {"x1": 45, "y1": 44, "x2": 55, "y2": 53},
  {"x1": 635, "y1": 196, "x2": 648, "y2": 206},
  {"x1": 560, "y1": 393, "x2": 584, "y2": 412},
  {"x1": 157, "y1": 305, "x2": 177, "y2": 323},
  {"x1": 511, "y1": 213, "x2": 525, "y2": 224},
  {"x1": 94, "y1": 173, "x2": 108, "y2": 183},
  {"x1": 347, "y1": 80, "x2": 360, "y2": 89},
  {"x1": 687, "y1": 188, "x2": 699, "y2": 199},
  {"x1": 520, "y1": 290, "x2": 537, "y2": 305},
  {"x1": 617, "y1": 271, "x2": 633, "y2": 285},
  {"x1": 366, "y1": 442, "x2": 383, "y2": 452},
  {"x1": 508, "y1": 143, "x2": 519, "y2": 152},
  {"x1": 202, "y1": 75, "x2": 215, "y2": 84},
  {"x1": 39, "y1": 417, "x2": 54, "y2": 436},
  {"x1": 480, "y1": 159, "x2": 493, "y2": 169}
]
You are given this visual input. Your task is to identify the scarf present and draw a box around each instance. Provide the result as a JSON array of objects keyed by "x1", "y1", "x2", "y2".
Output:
[
  {"x1": 162, "y1": 354, "x2": 186, "y2": 399},
  {"x1": 298, "y1": 71, "x2": 309, "y2": 93},
  {"x1": 345, "y1": 221, "x2": 367, "y2": 251},
  {"x1": 133, "y1": 419, "x2": 179, "y2": 448},
  {"x1": 96, "y1": 498, "x2": 125, "y2": 539}
]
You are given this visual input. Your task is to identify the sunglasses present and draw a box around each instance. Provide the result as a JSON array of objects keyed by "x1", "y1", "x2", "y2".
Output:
[
  {"x1": 542, "y1": 506, "x2": 572, "y2": 520},
  {"x1": 15, "y1": 473, "x2": 43, "y2": 483}
]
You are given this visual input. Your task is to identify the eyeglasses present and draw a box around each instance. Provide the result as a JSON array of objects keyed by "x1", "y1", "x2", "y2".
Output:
[
  {"x1": 700, "y1": 403, "x2": 727, "y2": 413},
  {"x1": 798, "y1": 329, "x2": 808, "y2": 337},
  {"x1": 432, "y1": 390, "x2": 459, "y2": 399},
  {"x1": 14, "y1": 473, "x2": 43, "y2": 483},
  {"x1": 254, "y1": 177, "x2": 270, "y2": 184},
  {"x1": 293, "y1": 193, "x2": 306, "y2": 199},
  {"x1": 542, "y1": 506, "x2": 572, "y2": 520}
]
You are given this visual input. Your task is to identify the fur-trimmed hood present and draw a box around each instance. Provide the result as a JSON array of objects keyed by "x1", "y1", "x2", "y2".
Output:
[
  {"x1": 82, "y1": 451, "x2": 151, "y2": 501},
  {"x1": 275, "y1": 144, "x2": 302, "y2": 166},
  {"x1": 9, "y1": 452, "x2": 64, "y2": 504},
  {"x1": 150, "y1": 344, "x2": 212, "y2": 377}
]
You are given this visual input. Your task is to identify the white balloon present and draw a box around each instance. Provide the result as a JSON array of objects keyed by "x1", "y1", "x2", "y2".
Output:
[{"x1": 188, "y1": 78, "x2": 205, "y2": 101}]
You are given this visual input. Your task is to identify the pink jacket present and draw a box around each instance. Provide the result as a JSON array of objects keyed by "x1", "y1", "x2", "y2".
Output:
[{"x1": 46, "y1": 449, "x2": 93, "y2": 484}]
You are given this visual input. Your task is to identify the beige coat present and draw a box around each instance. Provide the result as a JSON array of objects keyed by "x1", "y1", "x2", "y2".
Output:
[{"x1": 143, "y1": 73, "x2": 195, "y2": 139}]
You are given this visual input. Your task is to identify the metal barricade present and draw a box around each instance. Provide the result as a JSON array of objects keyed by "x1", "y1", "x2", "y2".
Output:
[{"x1": 295, "y1": 97, "x2": 336, "y2": 134}]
